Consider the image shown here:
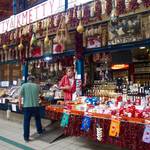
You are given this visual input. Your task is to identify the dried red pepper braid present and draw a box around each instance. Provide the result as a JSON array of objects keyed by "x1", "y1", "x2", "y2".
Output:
[
  {"x1": 83, "y1": 5, "x2": 90, "y2": 25},
  {"x1": 95, "y1": 0, "x2": 102, "y2": 20},
  {"x1": 129, "y1": 0, "x2": 140, "y2": 11},
  {"x1": 75, "y1": 31, "x2": 83, "y2": 59},
  {"x1": 116, "y1": 0, "x2": 126, "y2": 15},
  {"x1": 142, "y1": 0, "x2": 150, "y2": 7},
  {"x1": 106, "y1": 0, "x2": 112, "y2": 16}
]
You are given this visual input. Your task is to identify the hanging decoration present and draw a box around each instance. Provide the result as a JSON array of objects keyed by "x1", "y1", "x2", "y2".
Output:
[
  {"x1": 129, "y1": 0, "x2": 140, "y2": 11},
  {"x1": 90, "y1": 1, "x2": 96, "y2": 17},
  {"x1": 18, "y1": 39, "x2": 24, "y2": 51},
  {"x1": 96, "y1": 124, "x2": 103, "y2": 141},
  {"x1": 95, "y1": 0, "x2": 102, "y2": 20},
  {"x1": 30, "y1": 33, "x2": 37, "y2": 46},
  {"x1": 44, "y1": 20, "x2": 50, "y2": 47},
  {"x1": 116, "y1": 0, "x2": 126, "y2": 15},
  {"x1": 110, "y1": 0, "x2": 118, "y2": 23},
  {"x1": 142, "y1": 124, "x2": 150, "y2": 143},
  {"x1": 106, "y1": 0, "x2": 113, "y2": 16},
  {"x1": 60, "y1": 112, "x2": 70, "y2": 128},
  {"x1": 2, "y1": 44, "x2": 7, "y2": 50},
  {"x1": 75, "y1": 31, "x2": 83, "y2": 59},
  {"x1": 109, "y1": 119, "x2": 120, "y2": 137},
  {"x1": 77, "y1": 20, "x2": 84, "y2": 34},
  {"x1": 81, "y1": 115, "x2": 91, "y2": 132},
  {"x1": 82, "y1": 5, "x2": 90, "y2": 24},
  {"x1": 142, "y1": 0, "x2": 150, "y2": 7},
  {"x1": 30, "y1": 33, "x2": 41, "y2": 57},
  {"x1": 77, "y1": 5, "x2": 82, "y2": 20}
]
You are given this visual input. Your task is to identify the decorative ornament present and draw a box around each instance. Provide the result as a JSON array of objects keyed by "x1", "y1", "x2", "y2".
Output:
[
  {"x1": 44, "y1": 20, "x2": 50, "y2": 47},
  {"x1": 110, "y1": 0, "x2": 118, "y2": 23},
  {"x1": 60, "y1": 112, "x2": 70, "y2": 128},
  {"x1": 77, "y1": 20, "x2": 84, "y2": 34},
  {"x1": 95, "y1": 0, "x2": 102, "y2": 20},
  {"x1": 18, "y1": 39, "x2": 24, "y2": 50},
  {"x1": 129, "y1": 0, "x2": 140, "y2": 11},
  {"x1": 106, "y1": 0, "x2": 113, "y2": 16},
  {"x1": 116, "y1": 0, "x2": 126, "y2": 15},
  {"x1": 81, "y1": 115, "x2": 91, "y2": 132},
  {"x1": 101, "y1": 0, "x2": 107, "y2": 15},
  {"x1": 65, "y1": 12, "x2": 69, "y2": 24},
  {"x1": 142, "y1": 124, "x2": 150, "y2": 143},
  {"x1": 3, "y1": 44, "x2": 7, "y2": 50},
  {"x1": 54, "y1": 63, "x2": 58, "y2": 72},
  {"x1": 96, "y1": 126, "x2": 103, "y2": 141},
  {"x1": 73, "y1": 4, "x2": 77, "y2": 18},
  {"x1": 50, "y1": 64, "x2": 54, "y2": 72},
  {"x1": 58, "y1": 62, "x2": 63, "y2": 71},
  {"x1": 90, "y1": 1, "x2": 95, "y2": 17},
  {"x1": 64, "y1": 24, "x2": 71, "y2": 44},
  {"x1": 44, "y1": 35, "x2": 50, "y2": 46},
  {"x1": 82, "y1": 5, "x2": 90, "y2": 24},
  {"x1": 137, "y1": 0, "x2": 142, "y2": 4},
  {"x1": 142, "y1": 0, "x2": 150, "y2": 7},
  {"x1": 109, "y1": 119, "x2": 120, "y2": 137},
  {"x1": 30, "y1": 33, "x2": 37, "y2": 46},
  {"x1": 77, "y1": 5, "x2": 82, "y2": 19}
]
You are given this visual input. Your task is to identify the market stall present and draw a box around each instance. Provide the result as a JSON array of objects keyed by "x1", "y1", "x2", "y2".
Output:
[{"x1": 0, "y1": 0, "x2": 150, "y2": 149}]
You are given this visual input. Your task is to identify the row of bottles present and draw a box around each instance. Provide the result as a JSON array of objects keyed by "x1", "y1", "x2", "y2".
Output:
[{"x1": 121, "y1": 81, "x2": 150, "y2": 96}]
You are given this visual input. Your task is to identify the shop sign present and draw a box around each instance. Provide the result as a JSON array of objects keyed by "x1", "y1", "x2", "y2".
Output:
[
  {"x1": 0, "y1": 0, "x2": 65, "y2": 34},
  {"x1": 0, "y1": 81, "x2": 9, "y2": 87}
]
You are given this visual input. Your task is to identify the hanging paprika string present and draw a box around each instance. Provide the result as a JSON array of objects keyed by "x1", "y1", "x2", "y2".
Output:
[
  {"x1": 75, "y1": 31, "x2": 83, "y2": 60},
  {"x1": 106, "y1": 0, "x2": 113, "y2": 16},
  {"x1": 116, "y1": 0, "x2": 126, "y2": 15},
  {"x1": 95, "y1": 0, "x2": 102, "y2": 20},
  {"x1": 142, "y1": 0, "x2": 150, "y2": 7},
  {"x1": 129, "y1": 0, "x2": 140, "y2": 11}
]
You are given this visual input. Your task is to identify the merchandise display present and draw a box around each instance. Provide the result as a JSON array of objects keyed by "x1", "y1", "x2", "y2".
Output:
[{"x1": 0, "y1": 0, "x2": 150, "y2": 150}]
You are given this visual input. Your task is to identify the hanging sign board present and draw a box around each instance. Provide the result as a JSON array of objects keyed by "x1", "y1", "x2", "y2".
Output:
[{"x1": 0, "y1": 0, "x2": 65, "y2": 34}]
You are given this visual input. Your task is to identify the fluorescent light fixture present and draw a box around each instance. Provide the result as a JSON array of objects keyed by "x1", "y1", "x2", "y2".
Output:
[
  {"x1": 139, "y1": 46, "x2": 146, "y2": 49},
  {"x1": 44, "y1": 56, "x2": 52, "y2": 61}
]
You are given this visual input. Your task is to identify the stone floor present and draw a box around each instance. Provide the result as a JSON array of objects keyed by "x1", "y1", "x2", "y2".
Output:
[{"x1": 0, "y1": 110, "x2": 128, "y2": 150}]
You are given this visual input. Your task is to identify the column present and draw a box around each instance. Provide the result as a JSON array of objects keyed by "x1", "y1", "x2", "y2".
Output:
[{"x1": 22, "y1": 61, "x2": 28, "y2": 83}]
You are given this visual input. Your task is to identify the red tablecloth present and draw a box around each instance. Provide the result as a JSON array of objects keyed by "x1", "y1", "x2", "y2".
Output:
[{"x1": 46, "y1": 109, "x2": 150, "y2": 150}]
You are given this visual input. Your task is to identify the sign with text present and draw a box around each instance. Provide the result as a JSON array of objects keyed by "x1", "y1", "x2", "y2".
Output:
[
  {"x1": 0, "y1": 0, "x2": 65, "y2": 34},
  {"x1": 0, "y1": 0, "x2": 93, "y2": 34}
]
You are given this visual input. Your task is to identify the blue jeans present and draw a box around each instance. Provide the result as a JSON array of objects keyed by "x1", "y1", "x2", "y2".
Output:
[{"x1": 23, "y1": 107, "x2": 43, "y2": 141}]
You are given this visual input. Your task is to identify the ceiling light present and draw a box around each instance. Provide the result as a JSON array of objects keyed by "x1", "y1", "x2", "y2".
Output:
[{"x1": 139, "y1": 46, "x2": 146, "y2": 49}]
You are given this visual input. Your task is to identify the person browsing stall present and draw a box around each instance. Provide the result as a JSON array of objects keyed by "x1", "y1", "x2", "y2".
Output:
[{"x1": 18, "y1": 76, "x2": 44, "y2": 142}]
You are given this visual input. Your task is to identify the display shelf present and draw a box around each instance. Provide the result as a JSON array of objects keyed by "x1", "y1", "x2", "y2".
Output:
[
  {"x1": 134, "y1": 72, "x2": 150, "y2": 75},
  {"x1": 84, "y1": 39, "x2": 150, "y2": 54},
  {"x1": 27, "y1": 49, "x2": 75, "y2": 62},
  {"x1": 0, "y1": 60, "x2": 18, "y2": 65}
]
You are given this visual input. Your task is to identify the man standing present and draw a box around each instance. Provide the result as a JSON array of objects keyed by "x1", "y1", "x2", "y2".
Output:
[{"x1": 18, "y1": 76, "x2": 43, "y2": 142}]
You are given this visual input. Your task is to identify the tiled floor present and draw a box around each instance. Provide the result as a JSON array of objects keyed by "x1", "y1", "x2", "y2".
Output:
[{"x1": 0, "y1": 114, "x2": 128, "y2": 150}]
